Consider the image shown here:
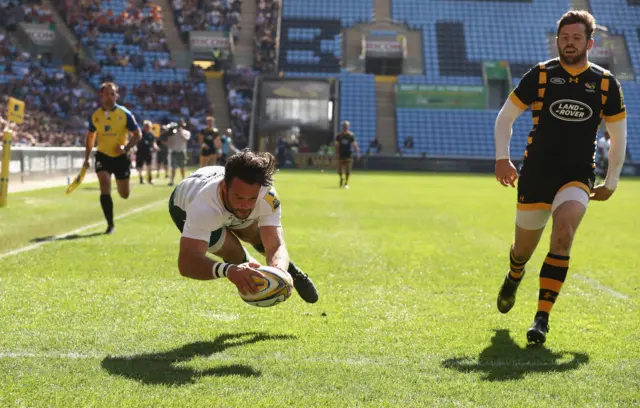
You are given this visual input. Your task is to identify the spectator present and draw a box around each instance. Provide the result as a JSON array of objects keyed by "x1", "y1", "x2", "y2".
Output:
[
  {"x1": 404, "y1": 136, "x2": 415, "y2": 149},
  {"x1": 167, "y1": 119, "x2": 191, "y2": 186},
  {"x1": 368, "y1": 137, "x2": 382, "y2": 155}
]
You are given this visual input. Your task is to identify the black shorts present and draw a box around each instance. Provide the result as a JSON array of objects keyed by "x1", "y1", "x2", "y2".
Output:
[
  {"x1": 201, "y1": 147, "x2": 216, "y2": 157},
  {"x1": 135, "y1": 150, "x2": 152, "y2": 168},
  {"x1": 517, "y1": 166, "x2": 594, "y2": 211},
  {"x1": 157, "y1": 150, "x2": 168, "y2": 165},
  {"x1": 95, "y1": 151, "x2": 131, "y2": 180}
]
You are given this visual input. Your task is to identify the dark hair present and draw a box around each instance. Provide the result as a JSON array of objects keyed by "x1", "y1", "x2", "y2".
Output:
[
  {"x1": 224, "y1": 149, "x2": 277, "y2": 187},
  {"x1": 557, "y1": 10, "x2": 596, "y2": 39},
  {"x1": 100, "y1": 82, "x2": 118, "y2": 93}
]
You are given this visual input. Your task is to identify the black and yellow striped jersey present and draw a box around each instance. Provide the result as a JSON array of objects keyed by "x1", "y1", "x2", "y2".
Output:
[{"x1": 510, "y1": 58, "x2": 626, "y2": 172}]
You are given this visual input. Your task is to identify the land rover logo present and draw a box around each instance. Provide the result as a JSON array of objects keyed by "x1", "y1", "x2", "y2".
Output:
[
  {"x1": 550, "y1": 77, "x2": 565, "y2": 84},
  {"x1": 549, "y1": 99, "x2": 593, "y2": 122}
]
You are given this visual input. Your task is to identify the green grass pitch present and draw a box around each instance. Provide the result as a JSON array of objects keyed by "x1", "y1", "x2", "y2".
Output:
[{"x1": 0, "y1": 171, "x2": 638, "y2": 407}]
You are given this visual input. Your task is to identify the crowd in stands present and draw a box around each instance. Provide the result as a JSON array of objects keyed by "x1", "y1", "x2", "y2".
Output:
[
  {"x1": 0, "y1": 100, "x2": 83, "y2": 147},
  {"x1": 57, "y1": 0, "x2": 168, "y2": 50},
  {"x1": 254, "y1": 0, "x2": 279, "y2": 73},
  {"x1": 0, "y1": 30, "x2": 95, "y2": 147},
  {"x1": 224, "y1": 67, "x2": 253, "y2": 148},
  {"x1": 172, "y1": 0, "x2": 243, "y2": 41},
  {"x1": 0, "y1": 0, "x2": 261, "y2": 151},
  {"x1": 54, "y1": 0, "x2": 174, "y2": 82}
]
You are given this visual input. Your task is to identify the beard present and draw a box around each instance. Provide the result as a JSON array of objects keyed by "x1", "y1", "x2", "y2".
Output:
[
  {"x1": 558, "y1": 45, "x2": 588, "y2": 65},
  {"x1": 223, "y1": 191, "x2": 252, "y2": 219}
]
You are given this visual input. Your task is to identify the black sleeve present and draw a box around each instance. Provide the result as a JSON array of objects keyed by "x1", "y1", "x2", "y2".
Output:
[
  {"x1": 603, "y1": 75, "x2": 626, "y2": 122},
  {"x1": 510, "y1": 64, "x2": 540, "y2": 109}
]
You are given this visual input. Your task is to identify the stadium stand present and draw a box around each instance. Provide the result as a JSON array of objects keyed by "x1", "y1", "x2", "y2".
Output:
[
  {"x1": 224, "y1": 67, "x2": 254, "y2": 148},
  {"x1": 0, "y1": 25, "x2": 94, "y2": 146},
  {"x1": 590, "y1": 0, "x2": 640, "y2": 78},
  {"x1": 277, "y1": 0, "x2": 375, "y2": 149},
  {"x1": 53, "y1": 0, "x2": 211, "y2": 126},
  {"x1": 171, "y1": 0, "x2": 243, "y2": 42},
  {"x1": 0, "y1": 0, "x2": 636, "y2": 160},
  {"x1": 254, "y1": 0, "x2": 279, "y2": 73},
  {"x1": 390, "y1": 0, "x2": 640, "y2": 158}
]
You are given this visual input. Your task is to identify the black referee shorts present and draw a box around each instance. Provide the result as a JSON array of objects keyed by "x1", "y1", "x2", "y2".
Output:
[{"x1": 95, "y1": 151, "x2": 131, "y2": 180}]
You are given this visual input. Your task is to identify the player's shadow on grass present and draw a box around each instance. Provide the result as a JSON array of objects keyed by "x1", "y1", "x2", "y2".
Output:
[
  {"x1": 101, "y1": 332, "x2": 296, "y2": 386},
  {"x1": 441, "y1": 329, "x2": 589, "y2": 382},
  {"x1": 30, "y1": 232, "x2": 104, "y2": 243}
]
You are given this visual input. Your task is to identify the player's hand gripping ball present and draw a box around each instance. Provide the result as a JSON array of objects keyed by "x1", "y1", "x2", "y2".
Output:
[{"x1": 239, "y1": 266, "x2": 294, "y2": 307}]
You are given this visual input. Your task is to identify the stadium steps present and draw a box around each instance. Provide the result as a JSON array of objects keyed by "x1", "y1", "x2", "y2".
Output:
[
  {"x1": 154, "y1": 0, "x2": 191, "y2": 68},
  {"x1": 375, "y1": 81, "x2": 398, "y2": 154},
  {"x1": 373, "y1": 0, "x2": 391, "y2": 20},
  {"x1": 571, "y1": 0, "x2": 592, "y2": 12},
  {"x1": 205, "y1": 76, "x2": 231, "y2": 132},
  {"x1": 235, "y1": 0, "x2": 258, "y2": 67},
  {"x1": 405, "y1": 30, "x2": 424, "y2": 75},
  {"x1": 42, "y1": 0, "x2": 80, "y2": 62},
  {"x1": 608, "y1": 35, "x2": 636, "y2": 81}
]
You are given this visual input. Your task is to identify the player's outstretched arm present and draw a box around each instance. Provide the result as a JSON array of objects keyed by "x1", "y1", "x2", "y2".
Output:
[
  {"x1": 178, "y1": 237, "x2": 263, "y2": 293},
  {"x1": 592, "y1": 118, "x2": 627, "y2": 201},
  {"x1": 494, "y1": 99, "x2": 525, "y2": 187},
  {"x1": 260, "y1": 226, "x2": 290, "y2": 273}
]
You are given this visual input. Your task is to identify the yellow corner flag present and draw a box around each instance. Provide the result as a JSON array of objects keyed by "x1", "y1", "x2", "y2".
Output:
[
  {"x1": 65, "y1": 166, "x2": 88, "y2": 195},
  {"x1": 0, "y1": 130, "x2": 12, "y2": 207},
  {"x1": 151, "y1": 123, "x2": 161, "y2": 137},
  {"x1": 7, "y1": 97, "x2": 25, "y2": 124}
]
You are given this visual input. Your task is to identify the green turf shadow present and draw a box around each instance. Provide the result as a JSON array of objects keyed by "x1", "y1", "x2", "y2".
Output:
[
  {"x1": 101, "y1": 332, "x2": 296, "y2": 386},
  {"x1": 441, "y1": 329, "x2": 589, "y2": 381}
]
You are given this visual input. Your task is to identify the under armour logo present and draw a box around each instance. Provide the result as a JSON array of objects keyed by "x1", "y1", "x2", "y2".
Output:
[{"x1": 569, "y1": 77, "x2": 579, "y2": 83}]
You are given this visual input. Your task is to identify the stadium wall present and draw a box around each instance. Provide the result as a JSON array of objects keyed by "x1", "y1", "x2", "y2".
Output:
[{"x1": 294, "y1": 153, "x2": 640, "y2": 177}]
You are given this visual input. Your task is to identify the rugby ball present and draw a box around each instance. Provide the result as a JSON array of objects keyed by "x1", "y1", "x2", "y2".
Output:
[{"x1": 239, "y1": 266, "x2": 294, "y2": 307}]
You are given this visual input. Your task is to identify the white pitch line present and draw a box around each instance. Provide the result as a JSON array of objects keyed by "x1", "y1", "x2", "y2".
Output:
[
  {"x1": 0, "y1": 200, "x2": 165, "y2": 260},
  {"x1": 574, "y1": 274, "x2": 630, "y2": 300}
]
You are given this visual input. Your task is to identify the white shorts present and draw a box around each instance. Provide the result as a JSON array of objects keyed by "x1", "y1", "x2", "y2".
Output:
[{"x1": 515, "y1": 186, "x2": 590, "y2": 230}]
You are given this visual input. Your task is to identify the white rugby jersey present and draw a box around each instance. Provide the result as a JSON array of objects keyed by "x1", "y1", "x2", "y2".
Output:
[{"x1": 174, "y1": 166, "x2": 282, "y2": 243}]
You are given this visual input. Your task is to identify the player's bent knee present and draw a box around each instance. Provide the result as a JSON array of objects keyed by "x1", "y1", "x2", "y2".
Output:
[{"x1": 515, "y1": 209, "x2": 551, "y2": 230}]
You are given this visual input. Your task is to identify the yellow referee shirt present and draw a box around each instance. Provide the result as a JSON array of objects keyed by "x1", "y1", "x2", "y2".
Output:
[{"x1": 89, "y1": 104, "x2": 140, "y2": 157}]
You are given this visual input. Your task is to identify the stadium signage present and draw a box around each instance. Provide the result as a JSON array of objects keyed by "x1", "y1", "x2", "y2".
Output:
[
  {"x1": 20, "y1": 23, "x2": 56, "y2": 46},
  {"x1": 396, "y1": 84, "x2": 487, "y2": 109},
  {"x1": 365, "y1": 39, "x2": 403, "y2": 58},
  {"x1": 263, "y1": 80, "x2": 331, "y2": 100},
  {"x1": 190, "y1": 31, "x2": 231, "y2": 52}
]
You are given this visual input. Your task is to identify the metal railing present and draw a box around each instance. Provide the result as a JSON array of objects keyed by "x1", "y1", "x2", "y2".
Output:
[{"x1": 0, "y1": 146, "x2": 91, "y2": 183}]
